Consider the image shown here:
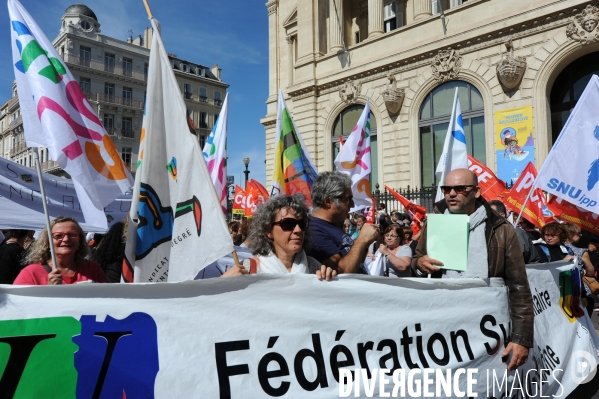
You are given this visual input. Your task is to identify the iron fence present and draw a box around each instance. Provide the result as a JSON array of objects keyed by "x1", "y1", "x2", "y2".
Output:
[{"x1": 372, "y1": 184, "x2": 438, "y2": 213}]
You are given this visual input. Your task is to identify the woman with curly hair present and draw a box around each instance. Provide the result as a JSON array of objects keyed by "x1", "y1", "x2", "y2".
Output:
[
  {"x1": 92, "y1": 222, "x2": 126, "y2": 283},
  {"x1": 535, "y1": 222, "x2": 572, "y2": 264},
  {"x1": 14, "y1": 216, "x2": 107, "y2": 285},
  {"x1": 223, "y1": 195, "x2": 335, "y2": 280}
]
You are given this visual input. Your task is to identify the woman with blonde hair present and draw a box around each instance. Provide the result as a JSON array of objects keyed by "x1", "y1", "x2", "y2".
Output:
[{"x1": 14, "y1": 216, "x2": 107, "y2": 285}]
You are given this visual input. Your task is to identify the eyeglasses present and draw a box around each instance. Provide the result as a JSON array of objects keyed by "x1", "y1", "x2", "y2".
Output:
[
  {"x1": 440, "y1": 185, "x2": 477, "y2": 195},
  {"x1": 272, "y1": 218, "x2": 309, "y2": 232},
  {"x1": 51, "y1": 233, "x2": 79, "y2": 240},
  {"x1": 385, "y1": 234, "x2": 399, "y2": 239}
]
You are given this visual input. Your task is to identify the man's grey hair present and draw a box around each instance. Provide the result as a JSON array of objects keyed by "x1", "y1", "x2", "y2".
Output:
[
  {"x1": 311, "y1": 171, "x2": 352, "y2": 210},
  {"x1": 248, "y1": 194, "x2": 310, "y2": 256}
]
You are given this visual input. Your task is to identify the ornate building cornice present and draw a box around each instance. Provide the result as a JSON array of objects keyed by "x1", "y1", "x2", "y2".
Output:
[
  {"x1": 286, "y1": 2, "x2": 587, "y2": 101},
  {"x1": 266, "y1": 0, "x2": 278, "y2": 16}
]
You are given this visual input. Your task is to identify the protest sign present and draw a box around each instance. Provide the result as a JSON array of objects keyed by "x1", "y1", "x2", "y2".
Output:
[{"x1": 2, "y1": 271, "x2": 596, "y2": 397}]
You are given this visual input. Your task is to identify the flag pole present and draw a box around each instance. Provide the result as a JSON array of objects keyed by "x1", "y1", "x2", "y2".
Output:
[
  {"x1": 32, "y1": 148, "x2": 58, "y2": 270},
  {"x1": 142, "y1": 0, "x2": 154, "y2": 18},
  {"x1": 513, "y1": 176, "x2": 538, "y2": 227}
]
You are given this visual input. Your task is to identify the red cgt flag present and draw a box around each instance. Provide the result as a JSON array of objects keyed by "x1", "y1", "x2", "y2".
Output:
[
  {"x1": 232, "y1": 185, "x2": 246, "y2": 215},
  {"x1": 467, "y1": 155, "x2": 506, "y2": 201},
  {"x1": 250, "y1": 179, "x2": 270, "y2": 207},
  {"x1": 504, "y1": 162, "x2": 555, "y2": 228},
  {"x1": 547, "y1": 196, "x2": 599, "y2": 236},
  {"x1": 385, "y1": 185, "x2": 427, "y2": 235}
]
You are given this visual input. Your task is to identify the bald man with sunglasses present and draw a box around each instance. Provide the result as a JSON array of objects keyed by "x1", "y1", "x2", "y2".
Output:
[{"x1": 412, "y1": 168, "x2": 533, "y2": 371}]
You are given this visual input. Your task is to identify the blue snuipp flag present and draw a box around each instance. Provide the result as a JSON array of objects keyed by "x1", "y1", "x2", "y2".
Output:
[
  {"x1": 537, "y1": 74, "x2": 599, "y2": 213},
  {"x1": 435, "y1": 88, "x2": 468, "y2": 201}
]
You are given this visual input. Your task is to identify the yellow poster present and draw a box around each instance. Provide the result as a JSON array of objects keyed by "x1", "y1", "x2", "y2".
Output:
[{"x1": 494, "y1": 106, "x2": 535, "y2": 185}]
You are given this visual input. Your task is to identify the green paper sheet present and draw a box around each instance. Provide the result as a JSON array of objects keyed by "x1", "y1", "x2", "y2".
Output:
[{"x1": 426, "y1": 214, "x2": 469, "y2": 271}]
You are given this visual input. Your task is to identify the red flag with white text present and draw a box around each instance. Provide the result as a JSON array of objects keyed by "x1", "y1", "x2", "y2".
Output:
[
  {"x1": 467, "y1": 155, "x2": 506, "y2": 201},
  {"x1": 547, "y1": 196, "x2": 599, "y2": 236},
  {"x1": 504, "y1": 162, "x2": 555, "y2": 228},
  {"x1": 232, "y1": 185, "x2": 246, "y2": 215}
]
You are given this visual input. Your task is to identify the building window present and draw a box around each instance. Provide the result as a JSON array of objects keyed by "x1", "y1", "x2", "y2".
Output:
[
  {"x1": 187, "y1": 109, "x2": 195, "y2": 127},
  {"x1": 122, "y1": 58, "x2": 132, "y2": 77},
  {"x1": 79, "y1": 46, "x2": 91, "y2": 66},
  {"x1": 104, "y1": 53, "x2": 115, "y2": 73},
  {"x1": 451, "y1": 0, "x2": 466, "y2": 7},
  {"x1": 550, "y1": 51, "x2": 599, "y2": 145},
  {"x1": 199, "y1": 135, "x2": 206, "y2": 149},
  {"x1": 122, "y1": 117, "x2": 133, "y2": 138},
  {"x1": 121, "y1": 147, "x2": 132, "y2": 169},
  {"x1": 182, "y1": 64, "x2": 188, "y2": 72},
  {"x1": 419, "y1": 80, "x2": 485, "y2": 187},
  {"x1": 199, "y1": 112, "x2": 208, "y2": 128},
  {"x1": 144, "y1": 63, "x2": 148, "y2": 80},
  {"x1": 384, "y1": 1, "x2": 403, "y2": 32},
  {"x1": 79, "y1": 77, "x2": 91, "y2": 94},
  {"x1": 184, "y1": 83, "x2": 193, "y2": 99},
  {"x1": 199, "y1": 87, "x2": 207, "y2": 102},
  {"x1": 214, "y1": 114, "x2": 219, "y2": 128},
  {"x1": 103, "y1": 114, "x2": 115, "y2": 135},
  {"x1": 332, "y1": 104, "x2": 379, "y2": 189},
  {"x1": 104, "y1": 83, "x2": 115, "y2": 102},
  {"x1": 81, "y1": 20, "x2": 91, "y2": 30},
  {"x1": 122, "y1": 87, "x2": 132, "y2": 106},
  {"x1": 214, "y1": 91, "x2": 222, "y2": 106}
]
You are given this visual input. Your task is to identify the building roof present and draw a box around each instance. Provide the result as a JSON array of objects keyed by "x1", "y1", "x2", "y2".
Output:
[{"x1": 64, "y1": 4, "x2": 98, "y2": 22}]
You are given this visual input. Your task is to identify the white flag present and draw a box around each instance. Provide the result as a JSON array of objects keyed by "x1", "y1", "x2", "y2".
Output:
[
  {"x1": 8, "y1": 0, "x2": 133, "y2": 229},
  {"x1": 537, "y1": 75, "x2": 599, "y2": 213},
  {"x1": 435, "y1": 88, "x2": 468, "y2": 201},
  {"x1": 202, "y1": 92, "x2": 229, "y2": 214},
  {"x1": 122, "y1": 18, "x2": 234, "y2": 283},
  {"x1": 334, "y1": 100, "x2": 373, "y2": 211}
]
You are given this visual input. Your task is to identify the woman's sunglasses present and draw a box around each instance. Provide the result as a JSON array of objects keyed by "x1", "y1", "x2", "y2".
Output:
[{"x1": 273, "y1": 218, "x2": 309, "y2": 232}]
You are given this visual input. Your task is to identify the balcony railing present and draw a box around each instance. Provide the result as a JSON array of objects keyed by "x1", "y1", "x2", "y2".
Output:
[
  {"x1": 3, "y1": 115, "x2": 22, "y2": 133},
  {"x1": 199, "y1": 96, "x2": 208, "y2": 103},
  {"x1": 214, "y1": 99, "x2": 223, "y2": 106},
  {"x1": 64, "y1": 54, "x2": 147, "y2": 81},
  {"x1": 104, "y1": 127, "x2": 117, "y2": 135},
  {"x1": 184, "y1": 92, "x2": 193, "y2": 99},
  {"x1": 9, "y1": 142, "x2": 27, "y2": 156},
  {"x1": 121, "y1": 129, "x2": 135, "y2": 138},
  {"x1": 84, "y1": 92, "x2": 144, "y2": 109},
  {"x1": 41, "y1": 160, "x2": 59, "y2": 171}
]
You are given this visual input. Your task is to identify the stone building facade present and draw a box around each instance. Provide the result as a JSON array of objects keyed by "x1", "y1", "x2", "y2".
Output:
[
  {"x1": 0, "y1": 4, "x2": 228, "y2": 176},
  {"x1": 262, "y1": 0, "x2": 599, "y2": 189}
]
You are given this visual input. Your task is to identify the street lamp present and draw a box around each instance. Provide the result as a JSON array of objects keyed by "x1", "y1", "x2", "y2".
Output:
[{"x1": 243, "y1": 157, "x2": 250, "y2": 189}]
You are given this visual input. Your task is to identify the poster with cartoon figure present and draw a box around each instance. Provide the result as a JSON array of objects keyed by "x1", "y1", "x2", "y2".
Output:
[{"x1": 494, "y1": 106, "x2": 535, "y2": 185}]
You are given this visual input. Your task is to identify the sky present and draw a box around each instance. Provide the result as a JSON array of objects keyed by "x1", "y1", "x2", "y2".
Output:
[{"x1": 0, "y1": 0, "x2": 268, "y2": 187}]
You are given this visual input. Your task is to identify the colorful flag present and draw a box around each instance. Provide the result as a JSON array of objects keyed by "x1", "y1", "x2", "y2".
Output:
[
  {"x1": 385, "y1": 185, "x2": 427, "y2": 236},
  {"x1": 547, "y1": 196, "x2": 599, "y2": 236},
  {"x1": 505, "y1": 162, "x2": 555, "y2": 228},
  {"x1": 271, "y1": 89, "x2": 318, "y2": 205},
  {"x1": 467, "y1": 155, "x2": 506, "y2": 201},
  {"x1": 202, "y1": 93, "x2": 229, "y2": 214},
  {"x1": 334, "y1": 99, "x2": 372, "y2": 211},
  {"x1": 244, "y1": 180, "x2": 257, "y2": 217},
  {"x1": 435, "y1": 88, "x2": 468, "y2": 201},
  {"x1": 8, "y1": 0, "x2": 133, "y2": 229},
  {"x1": 251, "y1": 179, "x2": 269, "y2": 208},
  {"x1": 537, "y1": 75, "x2": 599, "y2": 214},
  {"x1": 366, "y1": 195, "x2": 376, "y2": 224},
  {"x1": 122, "y1": 18, "x2": 233, "y2": 283},
  {"x1": 232, "y1": 185, "x2": 246, "y2": 215}
]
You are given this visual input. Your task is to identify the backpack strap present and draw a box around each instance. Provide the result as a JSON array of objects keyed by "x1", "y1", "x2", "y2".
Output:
[
  {"x1": 538, "y1": 245, "x2": 551, "y2": 262},
  {"x1": 42, "y1": 264, "x2": 52, "y2": 273},
  {"x1": 248, "y1": 258, "x2": 259, "y2": 274}
]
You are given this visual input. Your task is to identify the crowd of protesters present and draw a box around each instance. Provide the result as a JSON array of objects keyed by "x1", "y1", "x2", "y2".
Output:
[{"x1": 1, "y1": 168, "x2": 599, "y2": 369}]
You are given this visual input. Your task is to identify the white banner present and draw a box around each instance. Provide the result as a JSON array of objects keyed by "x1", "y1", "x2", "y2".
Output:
[
  {"x1": 1, "y1": 270, "x2": 597, "y2": 398},
  {"x1": 0, "y1": 156, "x2": 130, "y2": 231}
]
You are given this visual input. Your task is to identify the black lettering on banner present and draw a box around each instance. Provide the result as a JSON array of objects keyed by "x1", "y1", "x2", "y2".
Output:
[
  {"x1": 377, "y1": 339, "x2": 401, "y2": 375},
  {"x1": 215, "y1": 340, "x2": 250, "y2": 399},
  {"x1": 293, "y1": 333, "x2": 328, "y2": 391},
  {"x1": 9, "y1": 185, "x2": 22, "y2": 200},
  {"x1": 357, "y1": 341, "x2": 374, "y2": 379},
  {"x1": 257, "y1": 337, "x2": 290, "y2": 397},
  {"x1": 5, "y1": 163, "x2": 18, "y2": 178},
  {"x1": 426, "y1": 333, "x2": 450, "y2": 366},
  {"x1": 92, "y1": 331, "x2": 132, "y2": 399},
  {"x1": 329, "y1": 330, "x2": 355, "y2": 383},
  {"x1": 400, "y1": 327, "x2": 419, "y2": 369},
  {"x1": 415, "y1": 324, "x2": 430, "y2": 368},
  {"x1": 450, "y1": 330, "x2": 474, "y2": 362},
  {"x1": 0, "y1": 334, "x2": 56, "y2": 398},
  {"x1": 480, "y1": 314, "x2": 501, "y2": 355}
]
